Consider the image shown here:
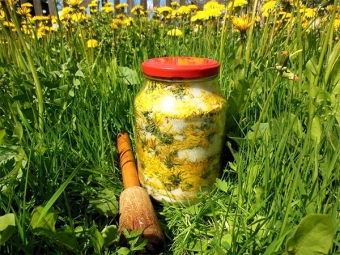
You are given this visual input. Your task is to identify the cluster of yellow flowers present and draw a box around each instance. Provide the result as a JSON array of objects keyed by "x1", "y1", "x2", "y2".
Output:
[{"x1": 0, "y1": 0, "x2": 339, "y2": 45}]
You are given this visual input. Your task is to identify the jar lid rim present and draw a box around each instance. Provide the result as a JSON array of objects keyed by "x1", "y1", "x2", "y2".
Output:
[{"x1": 142, "y1": 57, "x2": 220, "y2": 79}]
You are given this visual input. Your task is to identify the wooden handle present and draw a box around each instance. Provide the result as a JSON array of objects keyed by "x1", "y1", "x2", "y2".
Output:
[
  {"x1": 117, "y1": 132, "x2": 140, "y2": 189},
  {"x1": 119, "y1": 187, "x2": 165, "y2": 253}
]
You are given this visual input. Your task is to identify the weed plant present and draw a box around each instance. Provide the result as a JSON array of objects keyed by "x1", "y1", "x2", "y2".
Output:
[{"x1": 0, "y1": 0, "x2": 339, "y2": 254}]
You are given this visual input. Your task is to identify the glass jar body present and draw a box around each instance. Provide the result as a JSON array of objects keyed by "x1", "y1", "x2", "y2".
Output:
[{"x1": 134, "y1": 75, "x2": 227, "y2": 204}]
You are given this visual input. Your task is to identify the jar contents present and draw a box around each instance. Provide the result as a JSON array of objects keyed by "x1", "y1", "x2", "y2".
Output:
[{"x1": 134, "y1": 74, "x2": 226, "y2": 204}]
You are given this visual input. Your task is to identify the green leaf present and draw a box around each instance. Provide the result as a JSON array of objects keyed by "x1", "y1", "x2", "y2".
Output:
[
  {"x1": 89, "y1": 225, "x2": 104, "y2": 254},
  {"x1": 101, "y1": 225, "x2": 119, "y2": 247},
  {"x1": 30, "y1": 206, "x2": 57, "y2": 233},
  {"x1": 88, "y1": 188, "x2": 118, "y2": 217},
  {"x1": 286, "y1": 214, "x2": 336, "y2": 255},
  {"x1": 311, "y1": 116, "x2": 322, "y2": 144},
  {"x1": 118, "y1": 66, "x2": 139, "y2": 85},
  {"x1": 117, "y1": 247, "x2": 132, "y2": 255},
  {"x1": 215, "y1": 178, "x2": 229, "y2": 193},
  {"x1": 305, "y1": 57, "x2": 318, "y2": 83},
  {"x1": 0, "y1": 213, "x2": 16, "y2": 245},
  {"x1": 13, "y1": 122, "x2": 23, "y2": 142}
]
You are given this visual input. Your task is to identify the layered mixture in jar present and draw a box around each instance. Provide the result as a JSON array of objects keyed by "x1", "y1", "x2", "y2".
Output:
[{"x1": 134, "y1": 77, "x2": 226, "y2": 204}]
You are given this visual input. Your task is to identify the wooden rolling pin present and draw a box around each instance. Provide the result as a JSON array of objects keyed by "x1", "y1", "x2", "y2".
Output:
[{"x1": 117, "y1": 132, "x2": 165, "y2": 254}]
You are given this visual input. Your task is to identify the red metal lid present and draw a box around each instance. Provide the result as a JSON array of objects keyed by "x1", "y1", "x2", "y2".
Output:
[{"x1": 141, "y1": 57, "x2": 220, "y2": 79}]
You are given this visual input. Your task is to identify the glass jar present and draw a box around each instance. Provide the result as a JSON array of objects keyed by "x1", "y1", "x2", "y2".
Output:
[{"x1": 134, "y1": 57, "x2": 227, "y2": 205}]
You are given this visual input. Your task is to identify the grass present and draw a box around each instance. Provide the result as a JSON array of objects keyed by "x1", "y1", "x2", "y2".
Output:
[{"x1": 0, "y1": 0, "x2": 340, "y2": 254}]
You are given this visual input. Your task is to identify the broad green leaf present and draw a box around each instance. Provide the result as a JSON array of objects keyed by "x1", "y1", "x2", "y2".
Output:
[
  {"x1": 0, "y1": 213, "x2": 16, "y2": 245},
  {"x1": 118, "y1": 66, "x2": 139, "y2": 85},
  {"x1": 89, "y1": 225, "x2": 104, "y2": 254},
  {"x1": 101, "y1": 225, "x2": 119, "y2": 246},
  {"x1": 88, "y1": 188, "x2": 118, "y2": 217},
  {"x1": 117, "y1": 247, "x2": 131, "y2": 255},
  {"x1": 13, "y1": 122, "x2": 23, "y2": 142},
  {"x1": 187, "y1": 238, "x2": 209, "y2": 251},
  {"x1": 311, "y1": 116, "x2": 322, "y2": 144},
  {"x1": 305, "y1": 57, "x2": 318, "y2": 83},
  {"x1": 215, "y1": 178, "x2": 229, "y2": 193},
  {"x1": 30, "y1": 206, "x2": 57, "y2": 233},
  {"x1": 286, "y1": 214, "x2": 335, "y2": 255}
]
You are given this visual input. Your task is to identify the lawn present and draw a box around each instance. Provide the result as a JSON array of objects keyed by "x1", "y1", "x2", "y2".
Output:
[{"x1": 0, "y1": 0, "x2": 340, "y2": 254}]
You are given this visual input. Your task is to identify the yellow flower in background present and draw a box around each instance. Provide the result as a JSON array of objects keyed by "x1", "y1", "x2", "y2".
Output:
[
  {"x1": 115, "y1": 3, "x2": 128, "y2": 10},
  {"x1": 104, "y1": 2, "x2": 113, "y2": 6},
  {"x1": 300, "y1": 7, "x2": 316, "y2": 19},
  {"x1": 87, "y1": 39, "x2": 98, "y2": 48},
  {"x1": 156, "y1": 6, "x2": 173, "y2": 14},
  {"x1": 178, "y1": 6, "x2": 191, "y2": 15},
  {"x1": 65, "y1": 0, "x2": 82, "y2": 7},
  {"x1": 61, "y1": 7, "x2": 73, "y2": 15},
  {"x1": 131, "y1": 5, "x2": 145, "y2": 16},
  {"x1": 123, "y1": 17, "x2": 134, "y2": 25},
  {"x1": 88, "y1": 0, "x2": 97, "y2": 7},
  {"x1": 232, "y1": 15, "x2": 253, "y2": 32},
  {"x1": 17, "y1": 7, "x2": 31, "y2": 16},
  {"x1": 191, "y1": 10, "x2": 209, "y2": 22},
  {"x1": 204, "y1": 1, "x2": 225, "y2": 11},
  {"x1": 167, "y1": 28, "x2": 183, "y2": 36},
  {"x1": 21, "y1": 2, "x2": 33, "y2": 7},
  {"x1": 71, "y1": 12, "x2": 86, "y2": 22},
  {"x1": 102, "y1": 6, "x2": 114, "y2": 13},
  {"x1": 228, "y1": 0, "x2": 248, "y2": 9},
  {"x1": 170, "y1": 1, "x2": 180, "y2": 8},
  {"x1": 187, "y1": 4, "x2": 198, "y2": 11},
  {"x1": 334, "y1": 19, "x2": 340, "y2": 31},
  {"x1": 0, "y1": 10, "x2": 5, "y2": 20},
  {"x1": 205, "y1": 8, "x2": 223, "y2": 19},
  {"x1": 261, "y1": 0, "x2": 277, "y2": 17}
]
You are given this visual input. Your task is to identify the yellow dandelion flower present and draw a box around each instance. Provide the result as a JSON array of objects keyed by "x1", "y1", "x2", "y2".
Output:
[
  {"x1": 177, "y1": 6, "x2": 191, "y2": 15},
  {"x1": 123, "y1": 17, "x2": 133, "y2": 25},
  {"x1": 116, "y1": 13, "x2": 126, "y2": 20},
  {"x1": 204, "y1": 1, "x2": 225, "y2": 11},
  {"x1": 300, "y1": 7, "x2": 316, "y2": 19},
  {"x1": 156, "y1": 6, "x2": 173, "y2": 14},
  {"x1": 187, "y1": 4, "x2": 198, "y2": 11},
  {"x1": 205, "y1": 8, "x2": 223, "y2": 19},
  {"x1": 0, "y1": 10, "x2": 5, "y2": 20},
  {"x1": 87, "y1": 39, "x2": 98, "y2": 48},
  {"x1": 131, "y1": 5, "x2": 145, "y2": 16},
  {"x1": 227, "y1": 0, "x2": 248, "y2": 9},
  {"x1": 170, "y1": 1, "x2": 180, "y2": 8},
  {"x1": 334, "y1": 19, "x2": 340, "y2": 31},
  {"x1": 115, "y1": 3, "x2": 128, "y2": 9},
  {"x1": 191, "y1": 10, "x2": 209, "y2": 22},
  {"x1": 71, "y1": 12, "x2": 85, "y2": 22},
  {"x1": 21, "y1": 2, "x2": 33, "y2": 7},
  {"x1": 16, "y1": 6, "x2": 31, "y2": 16},
  {"x1": 261, "y1": 0, "x2": 278, "y2": 17},
  {"x1": 79, "y1": 6, "x2": 86, "y2": 12},
  {"x1": 88, "y1": 0, "x2": 97, "y2": 7},
  {"x1": 232, "y1": 15, "x2": 253, "y2": 32},
  {"x1": 61, "y1": 7, "x2": 73, "y2": 15},
  {"x1": 104, "y1": 2, "x2": 113, "y2": 6},
  {"x1": 65, "y1": 0, "x2": 82, "y2": 7},
  {"x1": 3, "y1": 21, "x2": 15, "y2": 28},
  {"x1": 102, "y1": 6, "x2": 114, "y2": 13},
  {"x1": 167, "y1": 28, "x2": 183, "y2": 36},
  {"x1": 32, "y1": 15, "x2": 49, "y2": 21}
]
